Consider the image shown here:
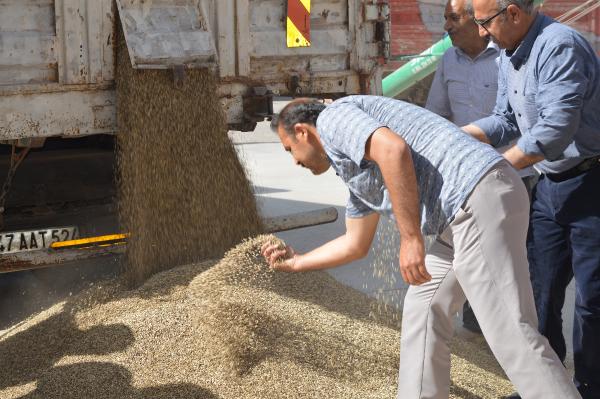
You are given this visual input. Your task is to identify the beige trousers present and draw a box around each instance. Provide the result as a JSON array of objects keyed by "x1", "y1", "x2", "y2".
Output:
[{"x1": 397, "y1": 161, "x2": 580, "y2": 399}]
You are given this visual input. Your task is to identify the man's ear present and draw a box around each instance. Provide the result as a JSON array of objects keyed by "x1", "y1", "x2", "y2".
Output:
[
  {"x1": 507, "y1": 4, "x2": 520, "y2": 23},
  {"x1": 293, "y1": 123, "x2": 308, "y2": 140}
]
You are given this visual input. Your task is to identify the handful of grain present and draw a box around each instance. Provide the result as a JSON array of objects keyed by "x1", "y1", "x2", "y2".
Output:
[{"x1": 260, "y1": 235, "x2": 291, "y2": 267}]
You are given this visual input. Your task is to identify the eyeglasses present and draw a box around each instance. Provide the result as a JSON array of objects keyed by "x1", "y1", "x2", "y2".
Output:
[{"x1": 473, "y1": 6, "x2": 508, "y2": 30}]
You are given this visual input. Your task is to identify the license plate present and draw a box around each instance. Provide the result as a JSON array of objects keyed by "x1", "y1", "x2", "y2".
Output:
[{"x1": 0, "y1": 227, "x2": 79, "y2": 254}]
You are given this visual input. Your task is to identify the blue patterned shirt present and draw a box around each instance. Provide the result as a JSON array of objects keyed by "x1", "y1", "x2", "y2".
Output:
[
  {"x1": 473, "y1": 14, "x2": 600, "y2": 174},
  {"x1": 316, "y1": 95, "x2": 502, "y2": 239}
]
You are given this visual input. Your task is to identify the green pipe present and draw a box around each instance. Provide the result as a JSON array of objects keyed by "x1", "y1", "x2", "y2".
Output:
[
  {"x1": 382, "y1": 0, "x2": 544, "y2": 98},
  {"x1": 382, "y1": 34, "x2": 452, "y2": 98}
]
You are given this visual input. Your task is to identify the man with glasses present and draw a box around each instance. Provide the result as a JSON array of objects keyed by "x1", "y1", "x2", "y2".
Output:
[
  {"x1": 463, "y1": 1, "x2": 600, "y2": 397},
  {"x1": 426, "y1": 0, "x2": 536, "y2": 334}
]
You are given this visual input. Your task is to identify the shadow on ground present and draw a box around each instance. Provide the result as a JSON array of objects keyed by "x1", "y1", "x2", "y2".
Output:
[{"x1": 18, "y1": 362, "x2": 217, "y2": 399}]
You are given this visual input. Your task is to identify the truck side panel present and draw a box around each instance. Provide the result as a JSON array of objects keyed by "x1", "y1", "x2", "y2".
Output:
[
  {"x1": 0, "y1": 0, "x2": 388, "y2": 140},
  {"x1": 0, "y1": 0, "x2": 58, "y2": 86}
]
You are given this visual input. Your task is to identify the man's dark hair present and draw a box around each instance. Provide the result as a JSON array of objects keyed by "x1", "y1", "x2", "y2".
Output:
[{"x1": 270, "y1": 98, "x2": 327, "y2": 136}]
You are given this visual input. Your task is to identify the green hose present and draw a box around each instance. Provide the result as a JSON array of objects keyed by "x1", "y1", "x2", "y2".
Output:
[{"x1": 382, "y1": 34, "x2": 452, "y2": 98}]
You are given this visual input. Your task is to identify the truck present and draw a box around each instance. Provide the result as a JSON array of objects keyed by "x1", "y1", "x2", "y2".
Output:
[{"x1": 0, "y1": 0, "x2": 389, "y2": 270}]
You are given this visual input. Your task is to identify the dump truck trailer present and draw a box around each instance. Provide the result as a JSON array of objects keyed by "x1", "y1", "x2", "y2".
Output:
[
  {"x1": 0, "y1": 0, "x2": 389, "y2": 139},
  {"x1": 0, "y1": 0, "x2": 389, "y2": 268}
]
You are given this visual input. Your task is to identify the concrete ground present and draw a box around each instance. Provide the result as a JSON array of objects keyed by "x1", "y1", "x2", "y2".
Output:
[{"x1": 230, "y1": 100, "x2": 577, "y2": 368}]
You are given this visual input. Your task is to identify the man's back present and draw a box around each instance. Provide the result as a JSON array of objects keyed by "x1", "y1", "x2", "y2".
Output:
[{"x1": 316, "y1": 95, "x2": 502, "y2": 238}]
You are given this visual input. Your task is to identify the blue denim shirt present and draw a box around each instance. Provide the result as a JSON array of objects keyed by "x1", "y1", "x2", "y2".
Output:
[
  {"x1": 473, "y1": 14, "x2": 600, "y2": 174},
  {"x1": 316, "y1": 96, "x2": 502, "y2": 241}
]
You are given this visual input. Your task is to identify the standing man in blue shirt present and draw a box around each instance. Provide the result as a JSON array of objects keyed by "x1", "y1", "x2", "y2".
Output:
[
  {"x1": 426, "y1": 0, "x2": 536, "y2": 333},
  {"x1": 464, "y1": 0, "x2": 600, "y2": 397},
  {"x1": 263, "y1": 96, "x2": 580, "y2": 399}
]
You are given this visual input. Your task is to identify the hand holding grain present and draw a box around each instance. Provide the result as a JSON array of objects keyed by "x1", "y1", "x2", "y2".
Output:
[{"x1": 261, "y1": 241, "x2": 298, "y2": 272}]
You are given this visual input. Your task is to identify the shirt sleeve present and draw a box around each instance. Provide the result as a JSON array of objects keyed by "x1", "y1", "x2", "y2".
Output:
[
  {"x1": 319, "y1": 98, "x2": 387, "y2": 166},
  {"x1": 472, "y1": 56, "x2": 521, "y2": 147},
  {"x1": 425, "y1": 58, "x2": 451, "y2": 119},
  {"x1": 515, "y1": 37, "x2": 588, "y2": 160},
  {"x1": 346, "y1": 190, "x2": 375, "y2": 218}
]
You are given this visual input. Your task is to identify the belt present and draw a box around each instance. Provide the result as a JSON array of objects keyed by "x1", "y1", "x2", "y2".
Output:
[{"x1": 545, "y1": 155, "x2": 600, "y2": 182}]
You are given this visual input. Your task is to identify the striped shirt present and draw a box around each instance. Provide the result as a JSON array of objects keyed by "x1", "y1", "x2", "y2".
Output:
[
  {"x1": 426, "y1": 42, "x2": 499, "y2": 127},
  {"x1": 316, "y1": 96, "x2": 502, "y2": 243}
]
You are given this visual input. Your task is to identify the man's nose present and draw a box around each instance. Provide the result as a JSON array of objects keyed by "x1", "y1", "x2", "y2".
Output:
[
  {"x1": 443, "y1": 19, "x2": 451, "y2": 32},
  {"x1": 477, "y1": 24, "x2": 488, "y2": 38}
]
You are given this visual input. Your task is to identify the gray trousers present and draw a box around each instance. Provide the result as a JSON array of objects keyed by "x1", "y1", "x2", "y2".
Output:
[{"x1": 397, "y1": 161, "x2": 580, "y2": 399}]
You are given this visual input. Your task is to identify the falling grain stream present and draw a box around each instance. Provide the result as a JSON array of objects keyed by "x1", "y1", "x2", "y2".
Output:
[{"x1": 115, "y1": 32, "x2": 262, "y2": 287}]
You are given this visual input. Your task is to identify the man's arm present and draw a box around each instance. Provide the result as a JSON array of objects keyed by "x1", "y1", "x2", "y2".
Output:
[
  {"x1": 365, "y1": 127, "x2": 432, "y2": 285},
  {"x1": 262, "y1": 212, "x2": 380, "y2": 272},
  {"x1": 503, "y1": 145, "x2": 544, "y2": 169},
  {"x1": 513, "y1": 41, "x2": 589, "y2": 162},
  {"x1": 463, "y1": 56, "x2": 520, "y2": 147}
]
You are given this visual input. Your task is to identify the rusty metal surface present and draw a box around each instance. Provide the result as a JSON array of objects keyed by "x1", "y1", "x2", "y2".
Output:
[
  {"x1": 54, "y1": 0, "x2": 114, "y2": 85},
  {"x1": 0, "y1": 0, "x2": 58, "y2": 86},
  {"x1": 0, "y1": 83, "x2": 114, "y2": 97},
  {"x1": 263, "y1": 207, "x2": 338, "y2": 233},
  {"x1": 0, "y1": 207, "x2": 338, "y2": 273},
  {"x1": 0, "y1": 89, "x2": 116, "y2": 140},
  {"x1": 246, "y1": 0, "x2": 381, "y2": 96},
  {"x1": 0, "y1": 0, "x2": 388, "y2": 140},
  {"x1": 0, "y1": 245, "x2": 124, "y2": 274},
  {"x1": 115, "y1": 0, "x2": 218, "y2": 69}
]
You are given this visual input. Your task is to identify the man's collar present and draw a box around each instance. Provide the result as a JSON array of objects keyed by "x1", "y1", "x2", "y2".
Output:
[
  {"x1": 455, "y1": 40, "x2": 499, "y2": 61},
  {"x1": 485, "y1": 40, "x2": 500, "y2": 54},
  {"x1": 507, "y1": 13, "x2": 546, "y2": 69}
]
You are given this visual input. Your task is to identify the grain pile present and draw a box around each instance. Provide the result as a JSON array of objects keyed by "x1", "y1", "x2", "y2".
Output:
[
  {"x1": 115, "y1": 32, "x2": 262, "y2": 286},
  {"x1": 0, "y1": 236, "x2": 516, "y2": 399}
]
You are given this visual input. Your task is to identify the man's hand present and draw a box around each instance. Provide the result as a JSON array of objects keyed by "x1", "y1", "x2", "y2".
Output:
[
  {"x1": 399, "y1": 236, "x2": 431, "y2": 285},
  {"x1": 261, "y1": 242, "x2": 300, "y2": 272},
  {"x1": 503, "y1": 145, "x2": 544, "y2": 169}
]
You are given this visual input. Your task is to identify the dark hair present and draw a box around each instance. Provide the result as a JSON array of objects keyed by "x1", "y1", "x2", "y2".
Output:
[{"x1": 270, "y1": 98, "x2": 327, "y2": 136}]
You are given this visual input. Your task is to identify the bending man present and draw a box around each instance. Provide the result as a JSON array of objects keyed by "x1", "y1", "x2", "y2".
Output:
[{"x1": 262, "y1": 95, "x2": 580, "y2": 399}]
